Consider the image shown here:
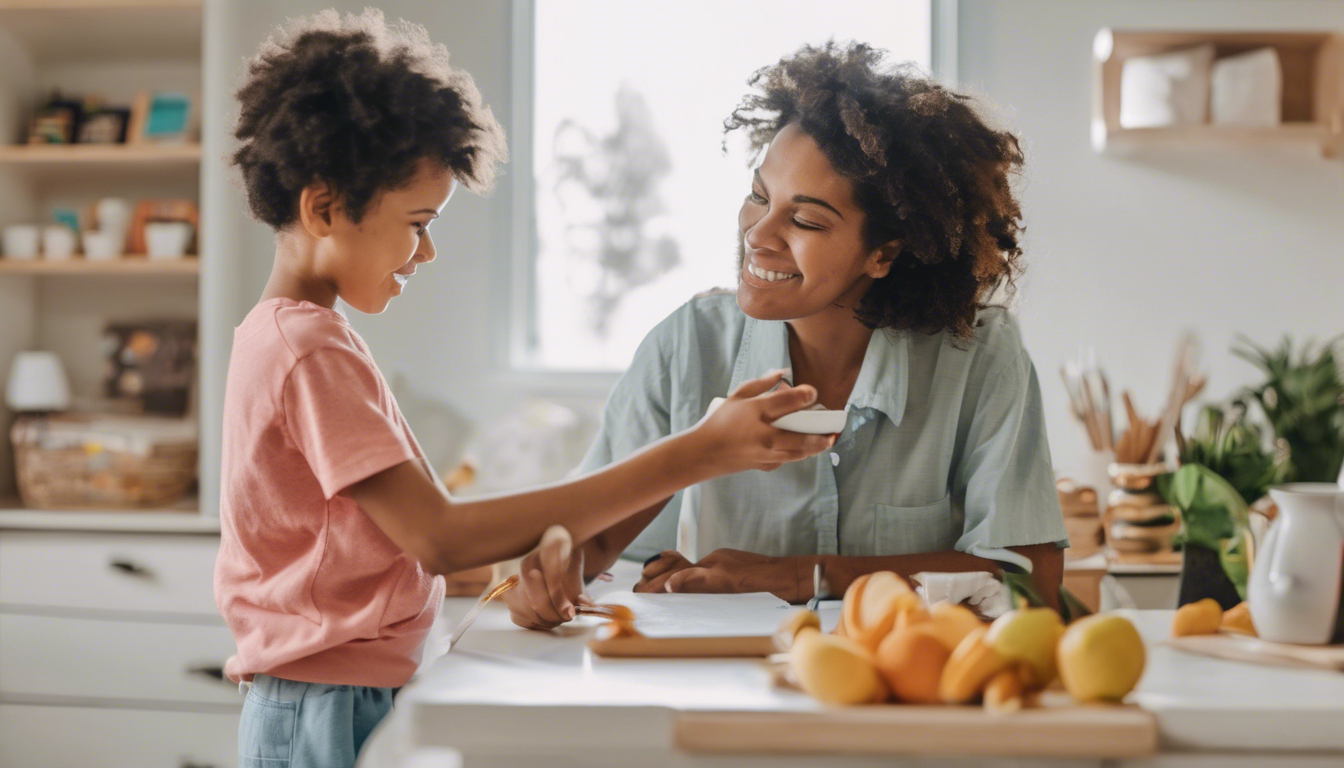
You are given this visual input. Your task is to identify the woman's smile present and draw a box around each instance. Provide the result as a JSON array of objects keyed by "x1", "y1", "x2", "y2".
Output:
[{"x1": 743, "y1": 255, "x2": 800, "y2": 286}]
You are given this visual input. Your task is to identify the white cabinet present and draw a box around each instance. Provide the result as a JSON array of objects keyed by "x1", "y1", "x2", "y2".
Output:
[
  {"x1": 0, "y1": 531, "x2": 220, "y2": 615},
  {"x1": 0, "y1": 704, "x2": 238, "y2": 768},
  {"x1": 0, "y1": 528, "x2": 238, "y2": 768}
]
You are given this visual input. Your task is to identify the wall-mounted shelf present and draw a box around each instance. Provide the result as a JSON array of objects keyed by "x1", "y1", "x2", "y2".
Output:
[
  {"x1": 0, "y1": 143, "x2": 201, "y2": 168},
  {"x1": 1092, "y1": 29, "x2": 1344, "y2": 158},
  {"x1": 0, "y1": 499, "x2": 216, "y2": 534},
  {"x1": 0, "y1": 1, "x2": 201, "y2": 64},
  {"x1": 0, "y1": 258, "x2": 198, "y2": 276}
]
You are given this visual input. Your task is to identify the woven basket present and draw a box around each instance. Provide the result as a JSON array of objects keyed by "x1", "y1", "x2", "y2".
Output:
[{"x1": 12, "y1": 415, "x2": 197, "y2": 510}]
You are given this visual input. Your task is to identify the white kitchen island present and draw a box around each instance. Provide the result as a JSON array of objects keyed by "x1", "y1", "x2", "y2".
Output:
[{"x1": 361, "y1": 563, "x2": 1344, "y2": 768}]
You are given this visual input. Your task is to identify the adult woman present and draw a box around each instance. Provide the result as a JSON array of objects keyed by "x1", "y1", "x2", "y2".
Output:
[{"x1": 506, "y1": 42, "x2": 1067, "y2": 629}]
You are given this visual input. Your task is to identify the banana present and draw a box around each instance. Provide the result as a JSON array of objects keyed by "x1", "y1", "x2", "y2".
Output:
[
  {"x1": 774, "y1": 608, "x2": 822, "y2": 651},
  {"x1": 938, "y1": 626, "x2": 1010, "y2": 704},
  {"x1": 983, "y1": 665, "x2": 1026, "y2": 714}
]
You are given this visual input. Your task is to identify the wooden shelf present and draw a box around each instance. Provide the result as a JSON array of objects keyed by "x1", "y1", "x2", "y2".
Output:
[
  {"x1": 1092, "y1": 29, "x2": 1344, "y2": 158},
  {"x1": 0, "y1": 1, "x2": 199, "y2": 9},
  {"x1": 1098, "y1": 123, "x2": 1333, "y2": 155},
  {"x1": 0, "y1": 257, "x2": 199, "y2": 276},
  {"x1": 0, "y1": 143, "x2": 201, "y2": 167},
  {"x1": 0, "y1": 2, "x2": 200, "y2": 63}
]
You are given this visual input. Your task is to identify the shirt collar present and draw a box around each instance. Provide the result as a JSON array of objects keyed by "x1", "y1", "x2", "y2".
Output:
[{"x1": 730, "y1": 318, "x2": 909, "y2": 427}]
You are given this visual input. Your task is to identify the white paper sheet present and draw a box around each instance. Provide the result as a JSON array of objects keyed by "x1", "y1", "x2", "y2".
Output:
[{"x1": 594, "y1": 591, "x2": 793, "y2": 638}]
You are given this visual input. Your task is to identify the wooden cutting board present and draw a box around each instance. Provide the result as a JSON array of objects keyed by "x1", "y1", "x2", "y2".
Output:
[
  {"x1": 588, "y1": 633, "x2": 777, "y2": 658},
  {"x1": 1166, "y1": 633, "x2": 1344, "y2": 671},
  {"x1": 675, "y1": 699, "x2": 1157, "y2": 758}
]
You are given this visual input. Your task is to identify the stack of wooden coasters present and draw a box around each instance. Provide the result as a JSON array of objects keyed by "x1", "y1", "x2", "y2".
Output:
[{"x1": 1105, "y1": 462, "x2": 1182, "y2": 565}]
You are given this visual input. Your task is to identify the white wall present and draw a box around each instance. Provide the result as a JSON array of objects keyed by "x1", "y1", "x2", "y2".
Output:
[
  {"x1": 957, "y1": 0, "x2": 1344, "y2": 483},
  {"x1": 203, "y1": 0, "x2": 1344, "y2": 509}
]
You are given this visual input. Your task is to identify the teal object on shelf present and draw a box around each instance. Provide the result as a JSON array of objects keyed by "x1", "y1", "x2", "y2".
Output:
[{"x1": 145, "y1": 93, "x2": 190, "y2": 138}]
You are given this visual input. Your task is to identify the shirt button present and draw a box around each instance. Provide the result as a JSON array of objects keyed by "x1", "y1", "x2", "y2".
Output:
[{"x1": 830, "y1": 453, "x2": 840, "y2": 467}]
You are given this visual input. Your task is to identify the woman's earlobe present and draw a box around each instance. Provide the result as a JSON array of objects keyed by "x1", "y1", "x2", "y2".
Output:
[{"x1": 869, "y1": 240, "x2": 901, "y2": 279}]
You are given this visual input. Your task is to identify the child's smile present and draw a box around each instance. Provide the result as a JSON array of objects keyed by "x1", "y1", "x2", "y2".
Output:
[{"x1": 320, "y1": 160, "x2": 456, "y2": 314}]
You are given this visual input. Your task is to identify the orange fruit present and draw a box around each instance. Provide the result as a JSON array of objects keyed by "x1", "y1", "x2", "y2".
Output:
[
  {"x1": 875, "y1": 624, "x2": 951, "y2": 704},
  {"x1": 1172, "y1": 598, "x2": 1222, "y2": 637}
]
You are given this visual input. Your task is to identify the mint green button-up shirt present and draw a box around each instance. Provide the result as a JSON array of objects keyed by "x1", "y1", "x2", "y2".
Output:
[{"x1": 580, "y1": 292, "x2": 1068, "y2": 564}]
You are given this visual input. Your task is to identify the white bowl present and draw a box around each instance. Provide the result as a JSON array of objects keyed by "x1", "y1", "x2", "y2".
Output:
[
  {"x1": 145, "y1": 221, "x2": 193, "y2": 260},
  {"x1": 3, "y1": 224, "x2": 40, "y2": 259},
  {"x1": 707, "y1": 397, "x2": 847, "y2": 434},
  {"x1": 82, "y1": 230, "x2": 123, "y2": 261},
  {"x1": 42, "y1": 225, "x2": 77, "y2": 260}
]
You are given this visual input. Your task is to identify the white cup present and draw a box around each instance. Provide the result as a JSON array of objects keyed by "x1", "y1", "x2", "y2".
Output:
[
  {"x1": 82, "y1": 229, "x2": 124, "y2": 261},
  {"x1": 42, "y1": 225, "x2": 77, "y2": 260},
  {"x1": 144, "y1": 221, "x2": 194, "y2": 260},
  {"x1": 94, "y1": 198, "x2": 133, "y2": 241},
  {"x1": 3, "y1": 224, "x2": 40, "y2": 260}
]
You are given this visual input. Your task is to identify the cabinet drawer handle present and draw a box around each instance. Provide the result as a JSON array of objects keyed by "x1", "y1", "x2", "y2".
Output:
[
  {"x1": 109, "y1": 559, "x2": 154, "y2": 579},
  {"x1": 186, "y1": 664, "x2": 226, "y2": 681}
]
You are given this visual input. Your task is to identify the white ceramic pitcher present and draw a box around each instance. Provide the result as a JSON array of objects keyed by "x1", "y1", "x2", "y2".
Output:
[{"x1": 1248, "y1": 483, "x2": 1344, "y2": 644}]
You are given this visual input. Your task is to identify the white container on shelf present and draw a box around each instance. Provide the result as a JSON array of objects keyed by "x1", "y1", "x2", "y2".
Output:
[
  {"x1": 5, "y1": 350, "x2": 71, "y2": 413},
  {"x1": 3, "y1": 225, "x2": 40, "y2": 259},
  {"x1": 41, "y1": 225, "x2": 76, "y2": 260},
  {"x1": 82, "y1": 229, "x2": 123, "y2": 261},
  {"x1": 92, "y1": 197, "x2": 133, "y2": 242},
  {"x1": 144, "y1": 221, "x2": 193, "y2": 260}
]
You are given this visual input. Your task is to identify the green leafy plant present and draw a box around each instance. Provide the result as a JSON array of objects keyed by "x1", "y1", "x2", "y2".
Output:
[
  {"x1": 1162, "y1": 464, "x2": 1252, "y2": 598},
  {"x1": 1174, "y1": 405, "x2": 1285, "y2": 506},
  {"x1": 1233, "y1": 335, "x2": 1344, "y2": 483},
  {"x1": 1158, "y1": 405, "x2": 1286, "y2": 599}
]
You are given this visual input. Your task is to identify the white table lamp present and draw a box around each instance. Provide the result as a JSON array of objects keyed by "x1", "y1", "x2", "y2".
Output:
[{"x1": 6, "y1": 351, "x2": 71, "y2": 412}]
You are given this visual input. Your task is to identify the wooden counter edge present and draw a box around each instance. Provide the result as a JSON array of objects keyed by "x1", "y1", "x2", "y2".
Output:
[{"x1": 673, "y1": 704, "x2": 1158, "y2": 758}]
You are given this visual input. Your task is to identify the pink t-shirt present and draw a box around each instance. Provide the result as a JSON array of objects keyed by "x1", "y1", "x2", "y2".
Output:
[{"x1": 214, "y1": 298, "x2": 444, "y2": 687}]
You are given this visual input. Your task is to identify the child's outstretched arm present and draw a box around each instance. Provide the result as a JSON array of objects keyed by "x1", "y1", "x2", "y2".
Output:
[{"x1": 348, "y1": 371, "x2": 834, "y2": 589}]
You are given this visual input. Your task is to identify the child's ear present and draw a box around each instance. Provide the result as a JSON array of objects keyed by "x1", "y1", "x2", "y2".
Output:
[
  {"x1": 298, "y1": 183, "x2": 336, "y2": 237},
  {"x1": 867, "y1": 239, "x2": 901, "y2": 280}
]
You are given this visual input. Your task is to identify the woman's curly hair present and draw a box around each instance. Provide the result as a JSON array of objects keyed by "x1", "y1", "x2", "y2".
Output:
[
  {"x1": 232, "y1": 9, "x2": 508, "y2": 230},
  {"x1": 725, "y1": 42, "x2": 1025, "y2": 340}
]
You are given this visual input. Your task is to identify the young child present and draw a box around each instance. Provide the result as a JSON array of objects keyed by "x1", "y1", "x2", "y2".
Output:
[{"x1": 214, "y1": 11, "x2": 835, "y2": 767}]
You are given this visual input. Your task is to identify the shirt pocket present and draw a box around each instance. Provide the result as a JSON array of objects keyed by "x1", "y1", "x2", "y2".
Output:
[{"x1": 874, "y1": 495, "x2": 960, "y2": 555}]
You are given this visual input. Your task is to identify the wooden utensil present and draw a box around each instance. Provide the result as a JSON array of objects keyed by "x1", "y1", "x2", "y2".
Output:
[
  {"x1": 446, "y1": 575, "x2": 519, "y2": 652},
  {"x1": 1096, "y1": 369, "x2": 1115, "y2": 451},
  {"x1": 1166, "y1": 633, "x2": 1344, "y2": 672},
  {"x1": 1061, "y1": 366, "x2": 1098, "y2": 449},
  {"x1": 1144, "y1": 334, "x2": 1200, "y2": 464}
]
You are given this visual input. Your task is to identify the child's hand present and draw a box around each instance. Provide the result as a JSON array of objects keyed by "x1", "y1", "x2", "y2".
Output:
[
  {"x1": 502, "y1": 525, "x2": 587, "y2": 631},
  {"x1": 690, "y1": 370, "x2": 837, "y2": 474}
]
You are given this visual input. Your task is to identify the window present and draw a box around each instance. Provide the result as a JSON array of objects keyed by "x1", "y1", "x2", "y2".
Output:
[{"x1": 513, "y1": 0, "x2": 934, "y2": 372}]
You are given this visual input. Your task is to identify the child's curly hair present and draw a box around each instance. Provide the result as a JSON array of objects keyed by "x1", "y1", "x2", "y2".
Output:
[
  {"x1": 725, "y1": 42, "x2": 1025, "y2": 340},
  {"x1": 232, "y1": 9, "x2": 508, "y2": 230}
]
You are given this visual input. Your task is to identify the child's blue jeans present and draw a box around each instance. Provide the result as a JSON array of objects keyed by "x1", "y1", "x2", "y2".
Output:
[{"x1": 238, "y1": 673, "x2": 397, "y2": 768}]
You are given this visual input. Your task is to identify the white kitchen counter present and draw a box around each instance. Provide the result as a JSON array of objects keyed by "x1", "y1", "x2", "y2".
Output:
[{"x1": 361, "y1": 562, "x2": 1344, "y2": 768}]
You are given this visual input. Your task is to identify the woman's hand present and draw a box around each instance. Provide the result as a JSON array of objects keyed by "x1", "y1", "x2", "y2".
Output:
[
  {"x1": 633, "y1": 550, "x2": 695, "y2": 593},
  {"x1": 686, "y1": 371, "x2": 837, "y2": 476},
  {"x1": 502, "y1": 528, "x2": 588, "y2": 631},
  {"x1": 636, "y1": 548, "x2": 809, "y2": 603}
]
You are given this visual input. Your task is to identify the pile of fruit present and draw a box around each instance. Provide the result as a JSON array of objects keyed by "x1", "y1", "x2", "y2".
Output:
[
  {"x1": 776, "y1": 572, "x2": 1147, "y2": 711},
  {"x1": 1171, "y1": 598, "x2": 1255, "y2": 637}
]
